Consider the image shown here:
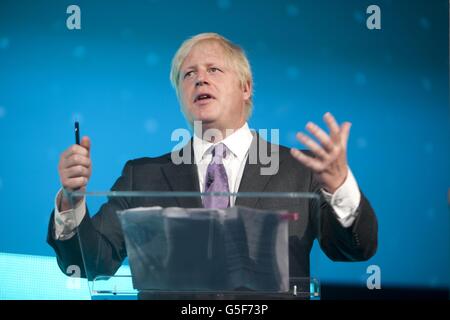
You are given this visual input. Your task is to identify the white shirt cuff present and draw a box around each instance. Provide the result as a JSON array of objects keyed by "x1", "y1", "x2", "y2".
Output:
[
  {"x1": 53, "y1": 188, "x2": 86, "y2": 240},
  {"x1": 321, "y1": 167, "x2": 361, "y2": 228}
]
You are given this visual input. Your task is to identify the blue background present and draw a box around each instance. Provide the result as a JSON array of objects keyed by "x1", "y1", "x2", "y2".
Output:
[{"x1": 0, "y1": 0, "x2": 448, "y2": 295}]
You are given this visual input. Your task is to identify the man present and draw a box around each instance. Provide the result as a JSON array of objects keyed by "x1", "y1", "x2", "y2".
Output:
[{"x1": 48, "y1": 33, "x2": 377, "y2": 281}]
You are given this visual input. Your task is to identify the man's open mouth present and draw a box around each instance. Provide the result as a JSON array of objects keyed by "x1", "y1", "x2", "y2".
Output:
[{"x1": 194, "y1": 93, "x2": 215, "y2": 103}]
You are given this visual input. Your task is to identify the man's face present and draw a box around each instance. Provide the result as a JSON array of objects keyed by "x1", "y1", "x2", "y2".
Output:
[{"x1": 179, "y1": 41, "x2": 251, "y2": 132}]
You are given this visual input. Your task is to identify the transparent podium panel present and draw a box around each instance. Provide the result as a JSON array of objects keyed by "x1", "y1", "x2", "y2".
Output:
[
  {"x1": 90, "y1": 275, "x2": 320, "y2": 300},
  {"x1": 65, "y1": 191, "x2": 321, "y2": 300}
]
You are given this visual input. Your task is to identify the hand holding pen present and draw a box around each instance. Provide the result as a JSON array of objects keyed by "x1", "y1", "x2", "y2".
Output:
[{"x1": 57, "y1": 122, "x2": 92, "y2": 210}]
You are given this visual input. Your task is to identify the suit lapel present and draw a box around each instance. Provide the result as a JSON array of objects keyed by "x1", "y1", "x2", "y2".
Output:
[
  {"x1": 161, "y1": 140, "x2": 202, "y2": 208},
  {"x1": 160, "y1": 134, "x2": 284, "y2": 209},
  {"x1": 235, "y1": 133, "x2": 281, "y2": 208}
]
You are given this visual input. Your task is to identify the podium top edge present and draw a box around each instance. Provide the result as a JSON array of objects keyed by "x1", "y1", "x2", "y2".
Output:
[{"x1": 67, "y1": 191, "x2": 320, "y2": 199}]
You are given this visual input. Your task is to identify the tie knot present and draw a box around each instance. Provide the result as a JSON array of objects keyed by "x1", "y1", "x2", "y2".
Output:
[{"x1": 211, "y1": 143, "x2": 226, "y2": 163}]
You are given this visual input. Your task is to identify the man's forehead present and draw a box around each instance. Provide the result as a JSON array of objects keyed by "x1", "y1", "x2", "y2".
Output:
[{"x1": 181, "y1": 41, "x2": 231, "y2": 69}]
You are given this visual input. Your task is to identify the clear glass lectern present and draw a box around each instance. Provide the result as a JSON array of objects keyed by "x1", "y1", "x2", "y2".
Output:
[{"x1": 65, "y1": 191, "x2": 321, "y2": 300}]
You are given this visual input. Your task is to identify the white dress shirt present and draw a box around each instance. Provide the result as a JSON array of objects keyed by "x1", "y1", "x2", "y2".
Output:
[
  {"x1": 53, "y1": 122, "x2": 361, "y2": 240},
  {"x1": 193, "y1": 122, "x2": 254, "y2": 206}
]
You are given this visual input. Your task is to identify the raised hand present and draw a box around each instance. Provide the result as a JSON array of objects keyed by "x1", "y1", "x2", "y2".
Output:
[{"x1": 290, "y1": 112, "x2": 351, "y2": 193}]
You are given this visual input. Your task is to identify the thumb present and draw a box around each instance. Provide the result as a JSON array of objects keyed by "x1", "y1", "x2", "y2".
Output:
[{"x1": 80, "y1": 136, "x2": 91, "y2": 155}]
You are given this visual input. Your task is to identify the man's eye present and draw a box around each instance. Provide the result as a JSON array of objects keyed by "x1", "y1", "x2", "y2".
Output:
[
  {"x1": 183, "y1": 71, "x2": 194, "y2": 79},
  {"x1": 208, "y1": 67, "x2": 221, "y2": 73}
]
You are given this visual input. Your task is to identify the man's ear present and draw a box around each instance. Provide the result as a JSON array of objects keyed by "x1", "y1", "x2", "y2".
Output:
[{"x1": 242, "y1": 80, "x2": 252, "y2": 101}]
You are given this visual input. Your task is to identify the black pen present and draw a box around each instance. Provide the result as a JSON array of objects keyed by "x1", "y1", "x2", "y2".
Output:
[{"x1": 75, "y1": 121, "x2": 80, "y2": 145}]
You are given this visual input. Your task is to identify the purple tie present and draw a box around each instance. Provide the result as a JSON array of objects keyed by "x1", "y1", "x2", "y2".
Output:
[{"x1": 202, "y1": 143, "x2": 230, "y2": 209}]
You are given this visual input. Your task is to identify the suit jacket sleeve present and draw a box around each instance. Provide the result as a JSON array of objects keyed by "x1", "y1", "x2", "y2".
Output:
[
  {"x1": 309, "y1": 172, "x2": 378, "y2": 261},
  {"x1": 47, "y1": 161, "x2": 134, "y2": 280}
]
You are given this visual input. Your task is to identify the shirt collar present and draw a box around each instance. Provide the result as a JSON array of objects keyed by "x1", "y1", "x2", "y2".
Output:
[{"x1": 193, "y1": 122, "x2": 253, "y2": 163}]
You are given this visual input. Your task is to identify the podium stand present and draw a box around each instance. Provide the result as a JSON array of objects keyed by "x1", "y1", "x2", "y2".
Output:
[{"x1": 66, "y1": 191, "x2": 322, "y2": 300}]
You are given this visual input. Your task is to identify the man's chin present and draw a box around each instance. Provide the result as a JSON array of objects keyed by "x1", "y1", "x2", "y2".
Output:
[
  {"x1": 192, "y1": 114, "x2": 219, "y2": 126},
  {"x1": 193, "y1": 119, "x2": 217, "y2": 129},
  {"x1": 191, "y1": 116, "x2": 224, "y2": 133}
]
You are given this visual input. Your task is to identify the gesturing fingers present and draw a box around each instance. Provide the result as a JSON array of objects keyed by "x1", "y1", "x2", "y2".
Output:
[
  {"x1": 323, "y1": 112, "x2": 341, "y2": 142},
  {"x1": 305, "y1": 121, "x2": 335, "y2": 152},
  {"x1": 292, "y1": 113, "x2": 351, "y2": 190},
  {"x1": 292, "y1": 113, "x2": 352, "y2": 171},
  {"x1": 296, "y1": 132, "x2": 329, "y2": 160},
  {"x1": 323, "y1": 112, "x2": 352, "y2": 149},
  {"x1": 296, "y1": 122, "x2": 340, "y2": 164},
  {"x1": 340, "y1": 122, "x2": 352, "y2": 147},
  {"x1": 290, "y1": 148, "x2": 327, "y2": 172}
]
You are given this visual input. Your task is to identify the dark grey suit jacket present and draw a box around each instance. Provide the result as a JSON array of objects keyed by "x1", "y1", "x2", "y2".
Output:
[{"x1": 47, "y1": 135, "x2": 377, "y2": 280}]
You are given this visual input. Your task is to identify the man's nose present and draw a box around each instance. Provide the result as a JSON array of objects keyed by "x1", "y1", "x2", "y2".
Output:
[
  {"x1": 195, "y1": 70, "x2": 209, "y2": 87},
  {"x1": 195, "y1": 80, "x2": 207, "y2": 87}
]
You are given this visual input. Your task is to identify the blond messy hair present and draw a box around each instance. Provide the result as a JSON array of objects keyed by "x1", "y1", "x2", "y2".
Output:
[{"x1": 170, "y1": 33, "x2": 253, "y2": 118}]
